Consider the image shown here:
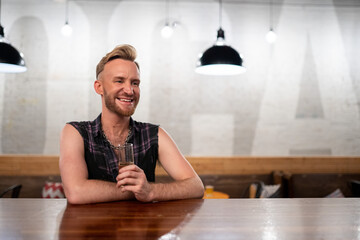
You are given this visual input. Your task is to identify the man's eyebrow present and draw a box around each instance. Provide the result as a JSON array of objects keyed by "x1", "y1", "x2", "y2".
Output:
[{"x1": 113, "y1": 76, "x2": 125, "y2": 80}]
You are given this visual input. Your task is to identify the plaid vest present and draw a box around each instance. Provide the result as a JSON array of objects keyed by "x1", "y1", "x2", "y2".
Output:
[{"x1": 68, "y1": 114, "x2": 159, "y2": 182}]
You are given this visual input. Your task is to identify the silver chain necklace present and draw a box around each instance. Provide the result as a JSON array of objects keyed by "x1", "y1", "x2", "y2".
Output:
[{"x1": 101, "y1": 126, "x2": 132, "y2": 150}]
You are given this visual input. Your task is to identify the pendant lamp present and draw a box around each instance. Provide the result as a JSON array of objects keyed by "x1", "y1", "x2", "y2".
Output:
[
  {"x1": 0, "y1": 0, "x2": 26, "y2": 73},
  {"x1": 196, "y1": 0, "x2": 245, "y2": 76},
  {"x1": 161, "y1": 0, "x2": 173, "y2": 38},
  {"x1": 61, "y1": 0, "x2": 72, "y2": 37},
  {"x1": 265, "y1": 0, "x2": 277, "y2": 43}
]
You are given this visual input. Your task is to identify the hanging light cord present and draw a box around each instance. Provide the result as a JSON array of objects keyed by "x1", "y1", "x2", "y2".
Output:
[
  {"x1": 269, "y1": 0, "x2": 273, "y2": 30},
  {"x1": 216, "y1": 0, "x2": 225, "y2": 40},
  {"x1": 165, "y1": 0, "x2": 170, "y2": 24},
  {"x1": 65, "y1": 0, "x2": 69, "y2": 24},
  {"x1": 219, "y1": 0, "x2": 222, "y2": 28},
  {"x1": 0, "y1": 0, "x2": 4, "y2": 37}
]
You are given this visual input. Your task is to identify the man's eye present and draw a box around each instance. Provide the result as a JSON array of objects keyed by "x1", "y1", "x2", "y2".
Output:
[{"x1": 132, "y1": 82, "x2": 140, "y2": 86}]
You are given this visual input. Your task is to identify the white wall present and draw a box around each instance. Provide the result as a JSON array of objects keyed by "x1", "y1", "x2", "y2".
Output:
[{"x1": 0, "y1": 0, "x2": 359, "y2": 156}]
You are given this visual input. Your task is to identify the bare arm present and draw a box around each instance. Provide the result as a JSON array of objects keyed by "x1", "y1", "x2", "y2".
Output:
[
  {"x1": 117, "y1": 127, "x2": 204, "y2": 202},
  {"x1": 59, "y1": 124, "x2": 134, "y2": 204}
]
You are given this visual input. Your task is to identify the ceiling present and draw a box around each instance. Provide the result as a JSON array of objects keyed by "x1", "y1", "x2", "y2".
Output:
[{"x1": 6, "y1": 0, "x2": 360, "y2": 7}]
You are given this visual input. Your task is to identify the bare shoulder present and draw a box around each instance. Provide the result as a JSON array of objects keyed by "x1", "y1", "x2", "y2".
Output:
[
  {"x1": 59, "y1": 123, "x2": 91, "y2": 202},
  {"x1": 61, "y1": 123, "x2": 79, "y2": 136},
  {"x1": 158, "y1": 126, "x2": 167, "y2": 136},
  {"x1": 60, "y1": 123, "x2": 85, "y2": 163},
  {"x1": 157, "y1": 126, "x2": 197, "y2": 180},
  {"x1": 158, "y1": 126, "x2": 177, "y2": 146},
  {"x1": 60, "y1": 124, "x2": 83, "y2": 144},
  {"x1": 59, "y1": 122, "x2": 88, "y2": 183}
]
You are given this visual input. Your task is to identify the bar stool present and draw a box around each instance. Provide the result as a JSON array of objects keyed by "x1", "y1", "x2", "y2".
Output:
[
  {"x1": 0, "y1": 184, "x2": 22, "y2": 198},
  {"x1": 349, "y1": 180, "x2": 360, "y2": 197}
]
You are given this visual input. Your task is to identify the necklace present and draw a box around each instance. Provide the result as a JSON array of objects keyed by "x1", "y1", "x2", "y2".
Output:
[{"x1": 101, "y1": 126, "x2": 132, "y2": 150}]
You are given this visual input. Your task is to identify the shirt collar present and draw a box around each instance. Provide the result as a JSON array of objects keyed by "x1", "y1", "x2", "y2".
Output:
[{"x1": 92, "y1": 113, "x2": 138, "y2": 138}]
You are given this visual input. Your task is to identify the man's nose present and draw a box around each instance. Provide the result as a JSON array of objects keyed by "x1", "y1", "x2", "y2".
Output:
[{"x1": 123, "y1": 82, "x2": 134, "y2": 94}]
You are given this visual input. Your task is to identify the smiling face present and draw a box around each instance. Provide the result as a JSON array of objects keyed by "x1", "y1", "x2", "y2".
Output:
[{"x1": 95, "y1": 58, "x2": 140, "y2": 117}]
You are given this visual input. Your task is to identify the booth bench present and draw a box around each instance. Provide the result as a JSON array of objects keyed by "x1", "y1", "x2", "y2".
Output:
[{"x1": 1, "y1": 155, "x2": 359, "y2": 198}]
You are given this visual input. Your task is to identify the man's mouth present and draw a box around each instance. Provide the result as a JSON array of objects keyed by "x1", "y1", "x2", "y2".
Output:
[{"x1": 117, "y1": 98, "x2": 134, "y2": 103}]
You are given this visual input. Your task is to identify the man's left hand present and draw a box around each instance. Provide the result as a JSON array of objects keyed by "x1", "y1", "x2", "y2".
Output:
[{"x1": 116, "y1": 165, "x2": 154, "y2": 202}]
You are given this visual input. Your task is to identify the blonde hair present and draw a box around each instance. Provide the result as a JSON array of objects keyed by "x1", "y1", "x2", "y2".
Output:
[{"x1": 96, "y1": 44, "x2": 139, "y2": 79}]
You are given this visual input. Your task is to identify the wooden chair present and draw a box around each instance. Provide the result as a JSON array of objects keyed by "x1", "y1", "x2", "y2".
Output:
[{"x1": 0, "y1": 184, "x2": 22, "y2": 198}]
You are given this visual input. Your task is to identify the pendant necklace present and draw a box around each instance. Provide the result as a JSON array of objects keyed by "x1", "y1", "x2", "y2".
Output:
[{"x1": 102, "y1": 126, "x2": 132, "y2": 150}]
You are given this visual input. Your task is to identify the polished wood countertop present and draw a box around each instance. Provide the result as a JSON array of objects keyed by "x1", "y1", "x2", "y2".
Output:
[{"x1": 0, "y1": 198, "x2": 359, "y2": 239}]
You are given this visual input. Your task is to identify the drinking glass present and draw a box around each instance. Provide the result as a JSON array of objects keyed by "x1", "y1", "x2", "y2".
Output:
[{"x1": 118, "y1": 143, "x2": 134, "y2": 169}]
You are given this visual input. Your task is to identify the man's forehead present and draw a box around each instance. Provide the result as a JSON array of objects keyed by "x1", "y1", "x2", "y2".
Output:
[
  {"x1": 105, "y1": 59, "x2": 138, "y2": 71},
  {"x1": 106, "y1": 58, "x2": 136, "y2": 67},
  {"x1": 101, "y1": 59, "x2": 139, "y2": 78}
]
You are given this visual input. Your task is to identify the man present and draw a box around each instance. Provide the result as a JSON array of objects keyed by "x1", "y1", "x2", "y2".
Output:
[{"x1": 59, "y1": 44, "x2": 204, "y2": 204}]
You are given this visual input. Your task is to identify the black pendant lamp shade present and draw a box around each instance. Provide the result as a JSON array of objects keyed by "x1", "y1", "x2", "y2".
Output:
[
  {"x1": 0, "y1": 25, "x2": 27, "y2": 73},
  {"x1": 198, "y1": 29, "x2": 243, "y2": 66},
  {"x1": 196, "y1": 28, "x2": 246, "y2": 76}
]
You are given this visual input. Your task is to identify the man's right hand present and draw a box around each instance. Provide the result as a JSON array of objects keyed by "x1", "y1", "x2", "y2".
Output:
[{"x1": 116, "y1": 165, "x2": 154, "y2": 202}]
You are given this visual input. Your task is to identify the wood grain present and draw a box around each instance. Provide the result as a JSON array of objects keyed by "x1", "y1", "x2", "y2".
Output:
[
  {"x1": 0, "y1": 155, "x2": 60, "y2": 176},
  {"x1": 1, "y1": 198, "x2": 359, "y2": 240},
  {"x1": 1, "y1": 155, "x2": 359, "y2": 176}
]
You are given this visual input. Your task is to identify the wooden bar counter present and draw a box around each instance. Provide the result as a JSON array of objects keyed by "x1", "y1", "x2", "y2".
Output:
[{"x1": 0, "y1": 198, "x2": 359, "y2": 239}]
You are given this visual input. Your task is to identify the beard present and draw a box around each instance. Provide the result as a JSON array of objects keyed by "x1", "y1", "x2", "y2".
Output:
[{"x1": 103, "y1": 89, "x2": 138, "y2": 117}]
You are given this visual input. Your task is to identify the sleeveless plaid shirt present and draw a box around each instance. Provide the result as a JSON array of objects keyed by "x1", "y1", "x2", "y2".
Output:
[{"x1": 68, "y1": 114, "x2": 159, "y2": 182}]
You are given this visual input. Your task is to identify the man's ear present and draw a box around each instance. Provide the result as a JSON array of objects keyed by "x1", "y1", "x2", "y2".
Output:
[{"x1": 94, "y1": 80, "x2": 103, "y2": 95}]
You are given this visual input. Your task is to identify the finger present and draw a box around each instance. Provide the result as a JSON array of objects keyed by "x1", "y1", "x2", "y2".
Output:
[
  {"x1": 120, "y1": 185, "x2": 131, "y2": 193},
  {"x1": 122, "y1": 184, "x2": 151, "y2": 202},
  {"x1": 120, "y1": 184, "x2": 139, "y2": 194},
  {"x1": 118, "y1": 165, "x2": 136, "y2": 173},
  {"x1": 116, "y1": 168, "x2": 138, "y2": 181},
  {"x1": 118, "y1": 181, "x2": 137, "y2": 192},
  {"x1": 117, "y1": 178, "x2": 127, "y2": 188},
  {"x1": 116, "y1": 181, "x2": 124, "y2": 188},
  {"x1": 119, "y1": 170, "x2": 141, "y2": 180},
  {"x1": 118, "y1": 177, "x2": 138, "y2": 187},
  {"x1": 116, "y1": 173, "x2": 127, "y2": 182},
  {"x1": 122, "y1": 164, "x2": 144, "y2": 172}
]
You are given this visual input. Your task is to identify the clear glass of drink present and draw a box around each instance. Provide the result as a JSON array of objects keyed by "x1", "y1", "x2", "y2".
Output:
[{"x1": 118, "y1": 143, "x2": 134, "y2": 169}]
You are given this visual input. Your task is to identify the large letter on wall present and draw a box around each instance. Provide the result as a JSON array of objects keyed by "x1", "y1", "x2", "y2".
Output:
[{"x1": 1, "y1": 17, "x2": 48, "y2": 154}]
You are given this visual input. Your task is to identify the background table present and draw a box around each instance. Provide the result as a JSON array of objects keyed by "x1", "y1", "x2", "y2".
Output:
[
  {"x1": 0, "y1": 198, "x2": 359, "y2": 239},
  {"x1": 203, "y1": 191, "x2": 229, "y2": 199}
]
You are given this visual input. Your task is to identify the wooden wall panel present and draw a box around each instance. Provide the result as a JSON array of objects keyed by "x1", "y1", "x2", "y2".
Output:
[
  {"x1": 0, "y1": 155, "x2": 60, "y2": 176},
  {"x1": 155, "y1": 156, "x2": 360, "y2": 175},
  {"x1": 0, "y1": 155, "x2": 360, "y2": 176}
]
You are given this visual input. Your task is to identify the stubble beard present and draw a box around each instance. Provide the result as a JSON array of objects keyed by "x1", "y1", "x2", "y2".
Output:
[{"x1": 103, "y1": 89, "x2": 138, "y2": 117}]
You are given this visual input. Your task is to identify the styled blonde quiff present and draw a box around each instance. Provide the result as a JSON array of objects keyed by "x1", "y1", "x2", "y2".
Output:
[{"x1": 96, "y1": 44, "x2": 140, "y2": 79}]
